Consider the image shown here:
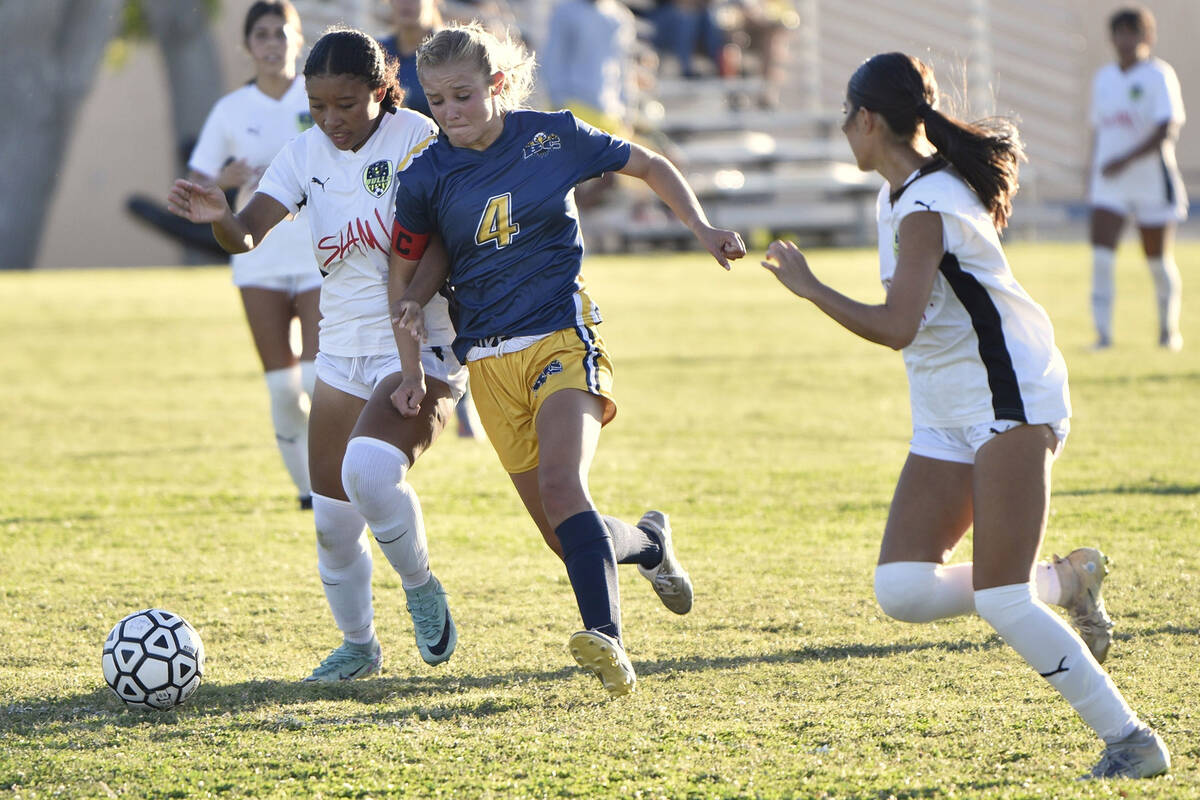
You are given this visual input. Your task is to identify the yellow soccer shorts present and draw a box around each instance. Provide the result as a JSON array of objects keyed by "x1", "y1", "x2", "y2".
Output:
[{"x1": 467, "y1": 326, "x2": 616, "y2": 474}]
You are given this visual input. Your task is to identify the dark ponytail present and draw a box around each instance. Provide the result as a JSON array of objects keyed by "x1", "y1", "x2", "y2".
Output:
[
  {"x1": 304, "y1": 27, "x2": 404, "y2": 111},
  {"x1": 847, "y1": 52, "x2": 1024, "y2": 230}
]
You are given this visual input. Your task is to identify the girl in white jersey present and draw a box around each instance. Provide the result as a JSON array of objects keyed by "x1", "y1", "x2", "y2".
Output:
[
  {"x1": 168, "y1": 28, "x2": 464, "y2": 682},
  {"x1": 1088, "y1": 6, "x2": 1187, "y2": 351},
  {"x1": 188, "y1": 1, "x2": 321, "y2": 509},
  {"x1": 762, "y1": 52, "x2": 1169, "y2": 780}
]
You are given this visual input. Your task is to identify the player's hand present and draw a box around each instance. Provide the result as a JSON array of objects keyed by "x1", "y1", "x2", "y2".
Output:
[
  {"x1": 696, "y1": 225, "x2": 747, "y2": 270},
  {"x1": 1101, "y1": 156, "x2": 1128, "y2": 177},
  {"x1": 166, "y1": 179, "x2": 231, "y2": 223},
  {"x1": 390, "y1": 299, "x2": 428, "y2": 343},
  {"x1": 390, "y1": 371, "x2": 426, "y2": 417},
  {"x1": 217, "y1": 159, "x2": 258, "y2": 192},
  {"x1": 761, "y1": 239, "x2": 819, "y2": 299}
]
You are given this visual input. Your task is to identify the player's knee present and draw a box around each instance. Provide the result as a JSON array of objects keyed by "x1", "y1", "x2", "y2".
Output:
[
  {"x1": 264, "y1": 367, "x2": 307, "y2": 435},
  {"x1": 537, "y1": 470, "x2": 588, "y2": 521},
  {"x1": 341, "y1": 437, "x2": 410, "y2": 522},
  {"x1": 874, "y1": 562, "x2": 940, "y2": 623},
  {"x1": 312, "y1": 494, "x2": 367, "y2": 569}
]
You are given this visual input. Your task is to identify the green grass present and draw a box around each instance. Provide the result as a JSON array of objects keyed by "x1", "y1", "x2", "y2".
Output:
[{"x1": 1, "y1": 241, "x2": 1197, "y2": 799}]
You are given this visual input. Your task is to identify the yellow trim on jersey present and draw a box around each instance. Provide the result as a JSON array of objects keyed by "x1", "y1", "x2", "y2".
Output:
[{"x1": 397, "y1": 133, "x2": 438, "y2": 173}]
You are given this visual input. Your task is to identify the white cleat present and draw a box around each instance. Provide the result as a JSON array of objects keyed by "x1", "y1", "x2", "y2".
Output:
[
  {"x1": 636, "y1": 510, "x2": 693, "y2": 615},
  {"x1": 1053, "y1": 547, "x2": 1114, "y2": 663},
  {"x1": 569, "y1": 630, "x2": 636, "y2": 698},
  {"x1": 1085, "y1": 725, "x2": 1170, "y2": 779}
]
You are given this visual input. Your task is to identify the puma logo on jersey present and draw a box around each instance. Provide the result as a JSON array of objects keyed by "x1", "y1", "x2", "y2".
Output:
[
  {"x1": 246, "y1": 126, "x2": 261, "y2": 135},
  {"x1": 914, "y1": 199, "x2": 935, "y2": 212},
  {"x1": 523, "y1": 131, "x2": 561, "y2": 159},
  {"x1": 532, "y1": 360, "x2": 564, "y2": 391},
  {"x1": 311, "y1": 176, "x2": 330, "y2": 190}
]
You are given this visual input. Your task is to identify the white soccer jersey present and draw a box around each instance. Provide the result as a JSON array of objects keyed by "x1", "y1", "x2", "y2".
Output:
[
  {"x1": 256, "y1": 108, "x2": 455, "y2": 357},
  {"x1": 876, "y1": 167, "x2": 1071, "y2": 427},
  {"x1": 1090, "y1": 58, "x2": 1185, "y2": 171},
  {"x1": 189, "y1": 78, "x2": 318, "y2": 285}
]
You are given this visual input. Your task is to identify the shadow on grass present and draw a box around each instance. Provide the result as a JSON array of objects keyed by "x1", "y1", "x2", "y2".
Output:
[
  {"x1": 5, "y1": 623, "x2": 1195, "y2": 734},
  {"x1": 1056, "y1": 481, "x2": 1200, "y2": 497},
  {"x1": 1070, "y1": 370, "x2": 1200, "y2": 386}
]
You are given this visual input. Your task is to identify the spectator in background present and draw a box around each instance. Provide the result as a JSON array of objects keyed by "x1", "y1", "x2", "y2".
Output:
[
  {"x1": 1087, "y1": 5, "x2": 1187, "y2": 351},
  {"x1": 541, "y1": 0, "x2": 638, "y2": 138},
  {"x1": 647, "y1": 0, "x2": 728, "y2": 80},
  {"x1": 378, "y1": 0, "x2": 441, "y2": 118}
]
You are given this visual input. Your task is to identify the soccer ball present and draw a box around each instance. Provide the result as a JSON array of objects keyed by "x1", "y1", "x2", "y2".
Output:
[{"x1": 101, "y1": 608, "x2": 205, "y2": 710}]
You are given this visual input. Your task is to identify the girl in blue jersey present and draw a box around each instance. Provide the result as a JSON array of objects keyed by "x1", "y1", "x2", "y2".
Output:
[
  {"x1": 390, "y1": 22, "x2": 746, "y2": 698},
  {"x1": 762, "y1": 52, "x2": 1168, "y2": 779}
]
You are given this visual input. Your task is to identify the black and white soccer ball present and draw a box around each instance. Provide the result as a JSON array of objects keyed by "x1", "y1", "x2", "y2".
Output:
[{"x1": 101, "y1": 608, "x2": 205, "y2": 710}]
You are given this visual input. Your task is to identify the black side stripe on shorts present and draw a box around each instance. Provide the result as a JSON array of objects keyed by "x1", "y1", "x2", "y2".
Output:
[
  {"x1": 574, "y1": 324, "x2": 601, "y2": 394},
  {"x1": 1159, "y1": 151, "x2": 1175, "y2": 205},
  {"x1": 938, "y1": 252, "x2": 1027, "y2": 422}
]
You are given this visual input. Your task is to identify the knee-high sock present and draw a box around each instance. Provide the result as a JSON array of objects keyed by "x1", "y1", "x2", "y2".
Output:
[
  {"x1": 1091, "y1": 246, "x2": 1116, "y2": 341},
  {"x1": 341, "y1": 437, "x2": 431, "y2": 589},
  {"x1": 264, "y1": 365, "x2": 311, "y2": 497},
  {"x1": 300, "y1": 359, "x2": 317, "y2": 399},
  {"x1": 874, "y1": 561, "x2": 1062, "y2": 623},
  {"x1": 602, "y1": 515, "x2": 663, "y2": 568},
  {"x1": 975, "y1": 583, "x2": 1139, "y2": 743},
  {"x1": 312, "y1": 493, "x2": 374, "y2": 643},
  {"x1": 1147, "y1": 255, "x2": 1182, "y2": 336},
  {"x1": 557, "y1": 510, "x2": 621, "y2": 641}
]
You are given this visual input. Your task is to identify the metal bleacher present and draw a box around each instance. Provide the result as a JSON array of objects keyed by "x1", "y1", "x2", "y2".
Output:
[{"x1": 590, "y1": 0, "x2": 1091, "y2": 251}]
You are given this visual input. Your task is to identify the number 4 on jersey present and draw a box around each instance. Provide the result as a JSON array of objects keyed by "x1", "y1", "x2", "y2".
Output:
[{"x1": 476, "y1": 193, "x2": 519, "y2": 249}]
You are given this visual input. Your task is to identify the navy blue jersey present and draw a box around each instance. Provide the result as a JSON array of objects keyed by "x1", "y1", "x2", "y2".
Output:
[
  {"x1": 393, "y1": 110, "x2": 631, "y2": 361},
  {"x1": 377, "y1": 34, "x2": 431, "y2": 118}
]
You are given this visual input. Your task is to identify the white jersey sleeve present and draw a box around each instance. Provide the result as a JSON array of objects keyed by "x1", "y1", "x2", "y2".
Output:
[{"x1": 257, "y1": 138, "x2": 309, "y2": 215}]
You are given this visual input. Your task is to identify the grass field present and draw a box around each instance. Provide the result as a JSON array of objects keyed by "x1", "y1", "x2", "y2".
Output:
[{"x1": 1, "y1": 241, "x2": 1197, "y2": 799}]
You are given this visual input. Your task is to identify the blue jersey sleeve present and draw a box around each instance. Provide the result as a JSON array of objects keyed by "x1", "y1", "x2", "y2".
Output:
[
  {"x1": 393, "y1": 162, "x2": 436, "y2": 260},
  {"x1": 565, "y1": 111, "x2": 631, "y2": 184}
]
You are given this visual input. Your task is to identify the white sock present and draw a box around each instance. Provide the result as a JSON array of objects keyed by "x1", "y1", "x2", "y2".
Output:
[
  {"x1": 1147, "y1": 256, "x2": 1182, "y2": 337},
  {"x1": 341, "y1": 437, "x2": 432, "y2": 589},
  {"x1": 300, "y1": 359, "x2": 317, "y2": 399},
  {"x1": 312, "y1": 493, "x2": 375, "y2": 643},
  {"x1": 1091, "y1": 246, "x2": 1116, "y2": 341},
  {"x1": 264, "y1": 366, "x2": 311, "y2": 497},
  {"x1": 875, "y1": 561, "x2": 1064, "y2": 622},
  {"x1": 975, "y1": 583, "x2": 1139, "y2": 743}
]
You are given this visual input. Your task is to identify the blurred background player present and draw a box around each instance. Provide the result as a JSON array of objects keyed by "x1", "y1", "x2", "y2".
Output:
[
  {"x1": 187, "y1": 1, "x2": 321, "y2": 510},
  {"x1": 762, "y1": 52, "x2": 1169, "y2": 780},
  {"x1": 391, "y1": 23, "x2": 745, "y2": 698},
  {"x1": 169, "y1": 28, "x2": 463, "y2": 681},
  {"x1": 1087, "y1": 5, "x2": 1187, "y2": 351}
]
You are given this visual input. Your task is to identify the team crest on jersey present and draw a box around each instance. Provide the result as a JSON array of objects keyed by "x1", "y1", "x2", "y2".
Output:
[
  {"x1": 362, "y1": 159, "x2": 394, "y2": 198},
  {"x1": 532, "y1": 360, "x2": 564, "y2": 392},
  {"x1": 1129, "y1": 84, "x2": 1143, "y2": 101},
  {"x1": 297, "y1": 111, "x2": 314, "y2": 131},
  {"x1": 523, "y1": 132, "x2": 561, "y2": 159}
]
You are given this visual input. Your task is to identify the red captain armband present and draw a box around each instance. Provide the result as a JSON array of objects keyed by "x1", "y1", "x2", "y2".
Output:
[{"x1": 391, "y1": 221, "x2": 430, "y2": 260}]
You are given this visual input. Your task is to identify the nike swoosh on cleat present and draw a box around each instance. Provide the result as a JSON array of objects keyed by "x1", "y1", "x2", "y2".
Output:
[{"x1": 427, "y1": 609, "x2": 453, "y2": 656}]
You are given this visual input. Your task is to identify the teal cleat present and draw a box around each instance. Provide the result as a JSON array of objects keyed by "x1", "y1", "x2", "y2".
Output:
[
  {"x1": 302, "y1": 637, "x2": 382, "y2": 682},
  {"x1": 405, "y1": 575, "x2": 457, "y2": 665}
]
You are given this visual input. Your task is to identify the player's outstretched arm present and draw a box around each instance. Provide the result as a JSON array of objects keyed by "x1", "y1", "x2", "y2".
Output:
[
  {"x1": 166, "y1": 180, "x2": 286, "y2": 254},
  {"x1": 387, "y1": 248, "x2": 429, "y2": 417},
  {"x1": 762, "y1": 212, "x2": 943, "y2": 350},
  {"x1": 618, "y1": 143, "x2": 746, "y2": 270}
]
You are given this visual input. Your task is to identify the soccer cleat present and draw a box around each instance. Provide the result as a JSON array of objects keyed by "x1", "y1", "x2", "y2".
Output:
[
  {"x1": 404, "y1": 575, "x2": 457, "y2": 665},
  {"x1": 1090, "y1": 335, "x2": 1113, "y2": 351},
  {"x1": 636, "y1": 510, "x2": 693, "y2": 615},
  {"x1": 1159, "y1": 330, "x2": 1183, "y2": 352},
  {"x1": 302, "y1": 637, "x2": 382, "y2": 682},
  {"x1": 1086, "y1": 725, "x2": 1170, "y2": 779},
  {"x1": 1053, "y1": 547, "x2": 1115, "y2": 663},
  {"x1": 299, "y1": 495, "x2": 313, "y2": 511},
  {"x1": 569, "y1": 629, "x2": 636, "y2": 698}
]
